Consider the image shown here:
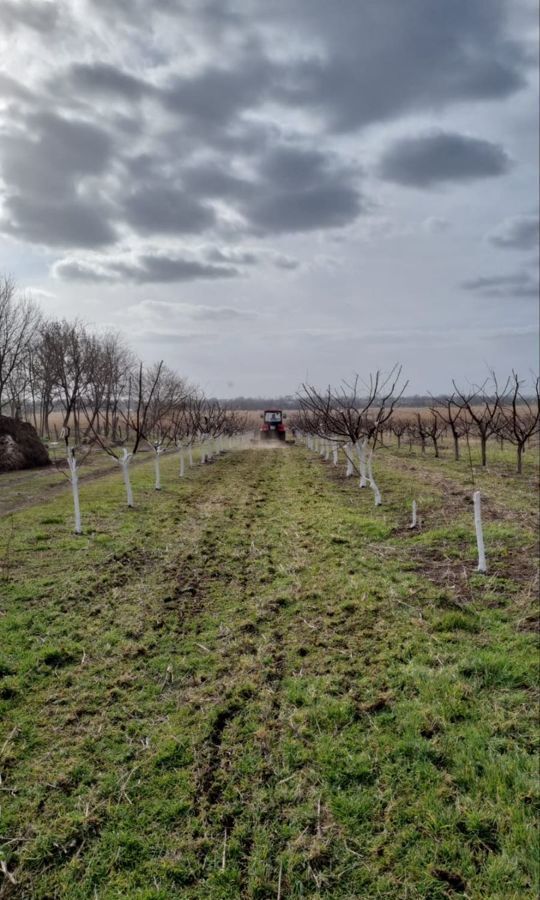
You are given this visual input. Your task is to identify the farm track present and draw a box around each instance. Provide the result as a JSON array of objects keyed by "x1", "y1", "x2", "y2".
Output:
[
  {"x1": 0, "y1": 446, "x2": 538, "y2": 898},
  {"x1": 0, "y1": 449, "x2": 177, "y2": 518}
]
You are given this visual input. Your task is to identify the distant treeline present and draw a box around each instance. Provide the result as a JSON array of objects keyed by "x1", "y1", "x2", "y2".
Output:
[{"x1": 213, "y1": 395, "x2": 520, "y2": 410}]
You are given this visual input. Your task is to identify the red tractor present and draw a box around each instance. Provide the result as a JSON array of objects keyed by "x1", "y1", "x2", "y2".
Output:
[{"x1": 260, "y1": 409, "x2": 287, "y2": 440}]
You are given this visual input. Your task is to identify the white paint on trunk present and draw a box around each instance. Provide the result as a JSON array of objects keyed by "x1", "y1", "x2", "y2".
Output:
[
  {"x1": 188, "y1": 448, "x2": 194, "y2": 467},
  {"x1": 67, "y1": 452, "x2": 82, "y2": 534},
  {"x1": 332, "y1": 446, "x2": 338, "y2": 466},
  {"x1": 118, "y1": 449, "x2": 134, "y2": 507},
  {"x1": 354, "y1": 440, "x2": 368, "y2": 487},
  {"x1": 410, "y1": 500, "x2": 417, "y2": 529},
  {"x1": 179, "y1": 450, "x2": 185, "y2": 477},
  {"x1": 367, "y1": 450, "x2": 382, "y2": 506},
  {"x1": 154, "y1": 444, "x2": 165, "y2": 490},
  {"x1": 473, "y1": 490, "x2": 487, "y2": 573},
  {"x1": 345, "y1": 444, "x2": 354, "y2": 477}
]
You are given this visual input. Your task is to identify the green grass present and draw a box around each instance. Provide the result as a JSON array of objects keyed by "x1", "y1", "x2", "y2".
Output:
[{"x1": 0, "y1": 443, "x2": 538, "y2": 898}]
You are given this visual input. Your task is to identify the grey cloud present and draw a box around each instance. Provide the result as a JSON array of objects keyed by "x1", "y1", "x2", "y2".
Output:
[
  {"x1": 123, "y1": 186, "x2": 216, "y2": 235},
  {"x1": 242, "y1": 144, "x2": 363, "y2": 233},
  {"x1": 111, "y1": 0, "x2": 529, "y2": 135},
  {"x1": 1, "y1": 113, "x2": 113, "y2": 199},
  {"x1": 0, "y1": 74, "x2": 33, "y2": 101},
  {"x1": 65, "y1": 63, "x2": 151, "y2": 101},
  {"x1": 0, "y1": 111, "x2": 117, "y2": 248},
  {"x1": 134, "y1": 254, "x2": 239, "y2": 283},
  {"x1": 4, "y1": 194, "x2": 117, "y2": 248},
  {"x1": 206, "y1": 247, "x2": 259, "y2": 265},
  {"x1": 271, "y1": 0, "x2": 527, "y2": 131},
  {"x1": 190, "y1": 306, "x2": 254, "y2": 321},
  {"x1": 53, "y1": 253, "x2": 241, "y2": 283},
  {"x1": 247, "y1": 186, "x2": 360, "y2": 233},
  {"x1": 461, "y1": 271, "x2": 539, "y2": 298},
  {"x1": 2, "y1": 0, "x2": 59, "y2": 32},
  {"x1": 378, "y1": 131, "x2": 511, "y2": 187},
  {"x1": 52, "y1": 259, "x2": 113, "y2": 282},
  {"x1": 161, "y1": 54, "x2": 272, "y2": 127},
  {"x1": 181, "y1": 162, "x2": 253, "y2": 200},
  {"x1": 487, "y1": 214, "x2": 539, "y2": 250},
  {"x1": 271, "y1": 254, "x2": 300, "y2": 270}
]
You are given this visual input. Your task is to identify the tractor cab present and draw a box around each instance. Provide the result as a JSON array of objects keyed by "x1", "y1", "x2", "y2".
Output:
[{"x1": 260, "y1": 409, "x2": 287, "y2": 440}]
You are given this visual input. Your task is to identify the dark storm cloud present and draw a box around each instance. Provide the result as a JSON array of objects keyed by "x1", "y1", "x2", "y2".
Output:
[
  {"x1": 241, "y1": 144, "x2": 363, "y2": 233},
  {"x1": 0, "y1": 110, "x2": 118, "y2": 248},
  {"x1": 5, "y1": 194, "x2": 117, "y2": 247},
  {"x1": 64, "y1": 63, "x2": 151, "y2": 101},
  {"x1": 2, "y1": 0, "x2": 59, "y2": 32},
  {"x1": 270, "y1": 0, "x2": 528, "y2": 131},
  {"x1": 378, "y1": 132, "x2": 511, "y2": 187},
  {"x1": 161, "y1": 55, "x2": 273, "y2": 126},
  {"x1": 461, "y1": 271, "x2": 539, "y2": 298},
  {"x1": 87, "y1": 0, "x2": 529, "y2": 134},
  {"x1": 122, "y1": 185, "x2": 216, "y2": 235},
  {"x1": 181, "y1": 162, "x2": 253, "y2": 200},
  {"x1": 0, "y1": 0, "x2": 535, "y2": 280},
  {"x1": 1, "y1": 112, "x2": 113, "y2": 196},
  {"x1": 487, "y1": 214, "x2": 540, "y2": 250}
]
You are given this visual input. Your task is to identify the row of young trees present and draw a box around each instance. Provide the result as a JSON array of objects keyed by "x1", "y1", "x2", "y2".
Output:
[
  {"x1": 384, "y1": 376, "x2": 540, "y2": 473},
  {"x1": 0, "y1": 275, "x2": 249, "y2": 454},
  {"x1": 1, "y1": 275, "x2": 138, "y2": 438},
  {"x1": 294, "y1": 368, "x2": 539, "y2": 497}
]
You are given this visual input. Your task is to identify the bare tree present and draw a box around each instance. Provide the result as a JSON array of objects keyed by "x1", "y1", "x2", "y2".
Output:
[
  {"x1": 498, "y1": 372, "x2": 540, "y2": 473},
  {"x1": 422, "y1": 412, "x2": 446, "y2": 458},
  {"x1": 298, "y1": 366, "x2": 407, "y2": 504},
  {"x1": 42, "y1": 319, "x2": 94, "y2": 438},
  {"x1": 389, "y1": 417, "x2": 409, "y2": 449},
  {"x1": 452, "y1": 376, "x2": 508, "y2": 467},
  {"x1": 432, "y1": 395, "x2": 465, "y2": 461},
  {"x1": 0, "y1": 275, "x2": 41, "y2": 414},
  {"x1": 119, "y1": 361, "x2": 164, "y2": 454}
]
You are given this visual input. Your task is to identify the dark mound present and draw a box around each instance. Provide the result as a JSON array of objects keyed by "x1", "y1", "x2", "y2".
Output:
[{"x1": 0, "y1": 416, "x2": 51, "y2": 472}]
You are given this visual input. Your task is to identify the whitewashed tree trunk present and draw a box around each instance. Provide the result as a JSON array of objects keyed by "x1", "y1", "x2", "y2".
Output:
[
  {"x1": 324, "y1": 442, "x2": 331, "y2": 461},
  {"x1": 345, "y1": 445, "x2": 354, "y2": 477},
  {"x1": 332, "y1": 446, "x2": 338, "y2": 466},
  {"x1": 179, "y1": 450, "x2": 185, "y2": 477},
  {"x1": 67, "y1": 452, "x2": 82, "y2": 534},
  {"x1": 188, "y1": 447, "x2": 194, "y2": 467},
  {"x1": 354, "y1": 440, "x2": 368, "y2": 487},
  {"x1": 154, "y1": 445, "x2": 165, "y2": 490},
  {"x1": 118, "y1": 449, "x2": 134, "y2": 507},
  {"x1": 410, "y1": 500, "x2": 417, "y2": 529},
  {"x1": 473, "y1": 491, "x2": 487, "y2": 573},
  {"x1": 367, "y1": 450, "x2": 382, "y2": 506}
]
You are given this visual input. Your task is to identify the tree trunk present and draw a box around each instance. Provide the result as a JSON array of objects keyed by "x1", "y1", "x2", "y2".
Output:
[
  {"x1": 517, "y1": 443, "x2": 523, "y2": 474},
  {"x1": 481, "y1": 435, "x2": 487, "y2": 467},
  {"x1": 453, "y1": 433, "x2": 459, "y2": 461}
]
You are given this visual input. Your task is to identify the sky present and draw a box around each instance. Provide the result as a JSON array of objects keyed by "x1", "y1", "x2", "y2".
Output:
[{"x1": 0, "y1": 0, "x2": 538, "y2": 397}]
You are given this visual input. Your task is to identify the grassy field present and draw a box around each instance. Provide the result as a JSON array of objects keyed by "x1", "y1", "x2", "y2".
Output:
[{"x1": 0, "y1": 441, "x2": 538, "y2": 898}]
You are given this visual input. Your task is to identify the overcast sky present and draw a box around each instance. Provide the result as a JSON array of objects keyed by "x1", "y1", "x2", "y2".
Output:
[{"x1": 0, "y1": 0, "x2": 538, "y2": 396}]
